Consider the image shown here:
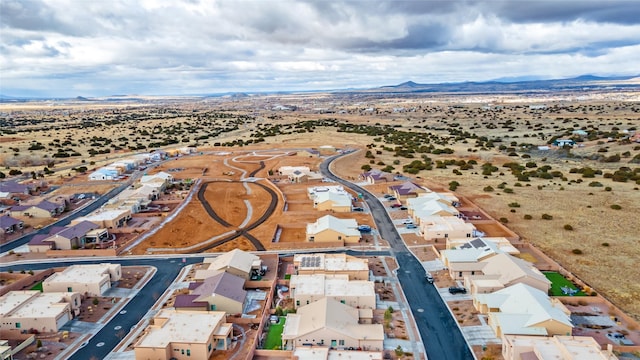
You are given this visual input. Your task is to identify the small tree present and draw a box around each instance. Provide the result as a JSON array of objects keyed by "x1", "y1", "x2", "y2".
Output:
[
  {"x1": 449, "y1": 181, "x2": 460, "y2": 191},
  {"x1": 93, "y1": 297, "x2": 100, "y2": 306}
]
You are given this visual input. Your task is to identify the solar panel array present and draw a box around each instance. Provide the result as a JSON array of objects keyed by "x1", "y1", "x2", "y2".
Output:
[{"x1": 300, "y1": 256, "x2": 321, "y2": 268}]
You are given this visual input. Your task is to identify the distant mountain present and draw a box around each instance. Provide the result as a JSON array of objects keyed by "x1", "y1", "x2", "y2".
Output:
[{"x1": 374, "y1": 75, "x2": 640, "y2": 94}]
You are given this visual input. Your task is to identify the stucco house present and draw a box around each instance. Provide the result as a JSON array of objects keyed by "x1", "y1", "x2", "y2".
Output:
[
  {"x1": 465, "y1": 253, "x2": 551, "y2": 295},
  {"x1": 313, "y1": 191, "x2": 353, "y2": 212},
  {"x1": 175, "y1": 272, "x2": 247, "y2": 314},
  {"x1": 0, "y1": 215, "x2": 23, "y2": 235},
  {"x1": 359, "y1": 169, "x2": 394, "y2": 184},
  {"x1": 196, "y1": 249, "x2": 262, "y2": 281},
  {"x1": 502, "y1": 335, "x2": 618, "y2": 360},
  {"x1": 474, "y1": 283, "x2": 573, "y2": 338},
  {"x1": 289, "y1": 274, "x2": 375, "y2": 310},
  {"x1": 88, "y1": 167, "x2": 120, "y2": 181},
  {"x1": 306, "y1": 215, "x2": 360, "y2": 244},
  {"x1": 10, "y1": 199, "x2": 64, "y2": 218},
  {"x1": 43, "y1": 263, "x2": 121, "y2": 296},
  {"x1": 293, "y1": 253, "x2": 369, "y2": 281},
  {"x1": 0, "y1": 290, "x2": 81, "y2": 333},
  {"x1": 134, "y1": 309, "x2": 232, "y2": 360},
  {"x1": 388, "y1": 181, "x2": 429, "y2": 200},
  {"x1": 28, "y1": 220, "x2": 106, "y2": 251},
  {"x1": 282, "y1": 297, "x2": 383, "y2": 351},
  {"x1": 71, "y1": 209, "x2": 131, "y2": 229},
  {"x1": 419, "y1": 216, "x2": 476, "y2": 241},
  {"x1": 0, "y1": 181, "x2": 32, "y2": 196}
]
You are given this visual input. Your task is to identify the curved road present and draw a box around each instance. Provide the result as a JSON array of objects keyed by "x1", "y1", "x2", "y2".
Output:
[{"x1": 321, "y1": 154, "x2": 474, "y2": 360}]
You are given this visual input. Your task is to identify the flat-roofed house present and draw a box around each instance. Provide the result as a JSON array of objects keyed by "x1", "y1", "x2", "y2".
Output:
[
  {"x1": 43, "y1": 263, "x2": 121, "y2": 296},
  {"x1": 502, "y1": 335, "x2": 618, "y2": 360},
  {"x1": 134, "y1": 309, "x2": 233, "y2": 360},
  {"x1": 140, "y1": 171, "x2": 173, "y2": 192},
  {"x1": 0, "y1": 290, "x2": 81, "y2": 333},
  {"x1": 196, "y1": 249, "x2": 261, "y2": 281},
  {"x1": 420, "y1": 216, "x2": 476, "y2": 241},
  {"x1": 0, "y1": 215, "x2": 23, "y2": 235},
  {"x1": 293, "y1": 347, "x2": 384, "y2": 360},
  {"x1": 71, "y1": 209, "x2": 131, "y2": 229},
  {"x1": 88, "y1": 167, "x2": 120, "y2": 181},
  {"x1": 306, "y1": 215, "x2": 360, "y2": 244},
  {"x1": 289, "y1": 274, "x2": 375, "y2": 309},
  {"x1": 175, "y1": 272, "x2": 246, "y2": 314},
  {"x1": 474, "y1": 283, "x2": 573, "y2": 338},
  {"x1": 294, "y1": 253, "x2": 369, "y2": 281},
  {"x1": 313, "y1": 191, "x2": 352, "y2": 212},
  {"x1": 447, "y1": 237, "x2": 519, "y2": 254},
  {"x1": 279, "y1": 166, "x2": 311, "y2": 176},
  {"x1": 282, "y1": 297, "x2": 383, "y2": 351}
]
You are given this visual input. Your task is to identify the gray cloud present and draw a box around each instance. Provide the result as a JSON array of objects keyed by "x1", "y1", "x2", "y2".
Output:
[{"x1": 1, "y1": 0, "x2": 639, "y2": 97}]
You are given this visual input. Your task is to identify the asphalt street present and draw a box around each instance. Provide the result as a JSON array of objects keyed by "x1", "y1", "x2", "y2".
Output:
[
  {"x1": 321, "y1": 154, "x2": 474, "y2": 360},
  {"x1": 2, "y1": 257, "x2": 203, "y2": 360}
]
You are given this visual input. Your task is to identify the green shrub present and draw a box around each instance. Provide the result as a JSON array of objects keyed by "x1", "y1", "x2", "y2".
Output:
[
  {"x1": 610, "y1": 204, "x2": 622, "y2": 210},
  {"x1": 572, "y1": 249, "x2": 583, "y2": 255},
  {"x1": 508, "y1": 202, "x2": 520, "y2": 208},
  {"x1": 602, "y1": 242, "x2": 610, "y2": 247},
  {"x1": 541, "y1": 213, "x2": 553, "y2": 220},
  {"x1": 499, "y1": 217, "x2": 509, "y2": 223},
  {"x1": 524, "y1": 214, "x2": 533, "y2": 220},
  {"x1": 564, "y1": 224, "x2": 573, "y2": 231},
  {"x1": 483, "y1": 186, "x2": 494, "y2": 192}
]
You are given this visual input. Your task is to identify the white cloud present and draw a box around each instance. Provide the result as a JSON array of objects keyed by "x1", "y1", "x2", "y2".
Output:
[{"x1": 1, "y1": 0, "x2": 639, "y2": 96}]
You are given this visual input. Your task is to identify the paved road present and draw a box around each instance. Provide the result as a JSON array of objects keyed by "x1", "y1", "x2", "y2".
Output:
[
  {"x1": 2, "y1": 257, "x2": 203, "y2": 360},
  {"x1": 0, "y1": 184, "x2": 129, "y2": 253},
  {"x1": 320, "y1": 155, "x2": 473, "y2": 360}
]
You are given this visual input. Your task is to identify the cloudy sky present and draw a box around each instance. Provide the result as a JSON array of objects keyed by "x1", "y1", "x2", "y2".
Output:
[{"x1": 1, "y1": 0, "x2": 639, "y2": 97}]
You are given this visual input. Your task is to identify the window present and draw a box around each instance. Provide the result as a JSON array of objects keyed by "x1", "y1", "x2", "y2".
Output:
[
  {"x1": 339, "y1": 340, "x2": 345, "y2": 346},
  {"x1": 309, "y1": 236, "x2": 314, "y2": 242},
  {"x1": 15, "y1": 322, "x2": 21, "y2": 329},
  {"x1": 340, "y1": 300, "x2": 345, "y2": 304},
  {"x1": 210, "y1": 304, "x2": 216, "y2": 311},
  {"x1": 296, "y1": 300, "x2": 300, "y2": 306},
  {"x1": 458, "y1": 272, "x2": 462, "y2": 278},
  {"x1": 471, "y1": 271, "x2": 475, "y2": 275},
  {"x1": 186, "y1": 349, "x2": 190, "y2": 356},
  {"x1": 306, "y1": 300, "x2": 310, "y2": 305},
  {"x1": 467, "y1": 233, "x2": 471, "y2": 238},
  {"x1": 331, "y1": 340, "x2": 337, "y2": 347},
  {"x1": 338, "y1": 236, "x2": 342, "y2": 240},
  {"x1": 67, "y1": 287, "x2": 73, "y2": 292},
  {"x1": 208, "y1": 343, "x2": 212, "y2": 352}
]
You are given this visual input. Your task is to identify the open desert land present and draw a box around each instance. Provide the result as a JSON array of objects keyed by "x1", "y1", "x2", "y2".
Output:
[{"x1": 2, "y1": 91, "x2": 640, "y2": 320}]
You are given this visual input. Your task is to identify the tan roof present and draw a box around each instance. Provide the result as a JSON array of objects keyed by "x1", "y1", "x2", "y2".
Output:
[
  {"x1": 290, "y1": 274, "x2": 374, "y2": 297},
  {"x1": 282, "y1": 297, "x2": 383, "y2": 341},
  {"x1": 479, "y1": 253, "x2": 550, "y2": 288},
  {"x1": 135, "y1": 309, "x2": 229, "y2": 348},
  {"x1": 204, "y1": 249, "x2": 260, "y2": 275}
]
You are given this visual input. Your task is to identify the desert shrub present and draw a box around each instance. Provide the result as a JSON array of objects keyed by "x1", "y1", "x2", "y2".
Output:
[
  {"x1": 503, "y1": 188, "x2": 514, "y2": 194},
  {"x1": 604, "y1": 187, "x2": 612, "y2": 191},
  {"x1": 449, "y1": 181, "x2": 460, "y2": 191},
  {"x1": 610, "y1": 204, "x2": 622, "y2": 210},
  {"x1": 588, "y1": 181, "x2": 603, "y2": 187},
  {"x1": 541, "y1": 213, "x2": 553, "y2": 220},
  {"x1": 564, "y1": 224, "x2": 573, "y2": 231},
  {"x1": 572, "y1": 249, "x2": 583, "y2": 255},
  {"x1": 602, "y1": 242, "x2": 610, "y2": 247},
  {"x1": 508, "y1": 202, "x2": 520, "y2": 208},
  {"x1": 524, "y1": 214, "x2": 533, "y2": 220},
  {"x1": 499, "y1": 217, "x2": 509, "y2": 223},
  {"x1": 483, "y1": 186, "x2": 494, "y2": 192}
]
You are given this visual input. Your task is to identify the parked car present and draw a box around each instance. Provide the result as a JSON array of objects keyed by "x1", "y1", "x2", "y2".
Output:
[
  {"x1": 358, "y1": 225, "x2": 372, "y2": 232},
  {"x1": 383, "y1": 194, "x2": 393, "y2": 198},
  {"x1": 406, "y1": 224, "x2": 417, "y2": 229},
  {"x1": 399, "y1": 206, "x2": 408, "y2": 210},
  {"x1": 352, "y1": 207, "x2": 364, "y2": 212},
  {"x1": 390, "y1": 203, "x2": 403, "y2": 208},
  {"x1": 387, "y1": 196, "x2": 397, "y2": 201},
  {"x1": 448, "y1": 286, "x2": 467, "y2": 294},
  {"x1": 425, "y1": 274, "x2": 434, "y2": 284},
  {"x1": 402, "y1": 219, "x2": 413, "y2": 224}
]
